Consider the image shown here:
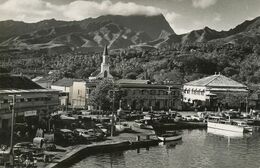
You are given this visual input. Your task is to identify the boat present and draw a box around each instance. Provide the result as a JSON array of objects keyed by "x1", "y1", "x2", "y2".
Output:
[
  {"x1": 207, "y1": 119, "x2": 253, "y2": 133},
  {"x1": 157, "y1": 131, "x2": 182, "y2": 142},
  {"x1": 233, "y1": 120, "x2": 253, "y2": 132},
  {"x1": 134, "y1": 119, "x2": 154, "y2": 130},
  {"x1": 115, "y1": 122, "x2": 132, "y2": 132},
  {"x1": 152, "y1": 121, "x2": 207, "y2": 131}
]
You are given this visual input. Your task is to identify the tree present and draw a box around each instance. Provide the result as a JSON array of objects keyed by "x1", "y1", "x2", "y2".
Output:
[{"x1": 88, "y1": 79, "x2": 114, "y2": 111}]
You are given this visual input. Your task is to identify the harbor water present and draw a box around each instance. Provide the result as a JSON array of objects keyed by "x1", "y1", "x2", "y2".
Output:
[{"x1": 71, "y1": 129, "x2": 260, "y2": 168}]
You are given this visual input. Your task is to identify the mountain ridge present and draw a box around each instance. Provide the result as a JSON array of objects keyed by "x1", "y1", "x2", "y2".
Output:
[{"x1": 0, "y1": 14, "x2": 260, "y2": 51}]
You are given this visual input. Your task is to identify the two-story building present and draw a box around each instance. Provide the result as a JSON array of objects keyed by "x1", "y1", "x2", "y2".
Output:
[
  {"x1": 0, "y1": 74, "x2": 59, "y2": 129},
  {"x1": 116, "y1": 79, "x2": 182, "y2": 111},
  {"x1": 183, "y1": 73, "x2": 249, "y2": 109}
]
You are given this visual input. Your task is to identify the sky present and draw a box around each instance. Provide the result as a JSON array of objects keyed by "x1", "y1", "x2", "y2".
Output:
[{"x1": 0, "y1": 0, "x2": 259, "y2": 34}]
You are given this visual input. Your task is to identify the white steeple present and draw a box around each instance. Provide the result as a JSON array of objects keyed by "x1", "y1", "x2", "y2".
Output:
[
  {"x1": 88, "y1": 45, "x2": 113, "y2": 81},
  {"x1": 101, "y1": 45, "x2": 110, "y2": 73}
]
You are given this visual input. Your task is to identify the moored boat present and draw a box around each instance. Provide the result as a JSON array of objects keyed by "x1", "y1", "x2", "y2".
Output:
[
  {"x1": 157, "y1": 131, "x2": 182, "y2": 142},
  {"x1": 207, "y1": 119, "x2": 253, "y2": 133}
]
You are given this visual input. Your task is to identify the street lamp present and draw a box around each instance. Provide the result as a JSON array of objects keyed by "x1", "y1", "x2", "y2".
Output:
[{"x1": 8, "y1": 94, "x2": 21, "y2": 166}]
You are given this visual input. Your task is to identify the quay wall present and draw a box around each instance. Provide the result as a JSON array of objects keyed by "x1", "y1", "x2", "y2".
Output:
[{"x1": 46, "y1": 138, "x2": 159, "y2": 168}]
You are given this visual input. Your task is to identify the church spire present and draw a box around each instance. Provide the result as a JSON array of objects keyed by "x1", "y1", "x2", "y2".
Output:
[{"x1": 103, "y1": 45, "x2": 108, "y2": 56}]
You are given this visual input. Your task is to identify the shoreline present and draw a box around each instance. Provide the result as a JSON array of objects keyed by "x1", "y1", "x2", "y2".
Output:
[{"x1": 45, "y1": 136, "x2": 158, "y2": 168}]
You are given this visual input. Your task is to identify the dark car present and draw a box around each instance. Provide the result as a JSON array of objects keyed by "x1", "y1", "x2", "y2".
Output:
[{"x1": 54, "y1": 129, "x2": 75, "y2": 146}]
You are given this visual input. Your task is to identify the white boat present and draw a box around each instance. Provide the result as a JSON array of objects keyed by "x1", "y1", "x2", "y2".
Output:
[
  {"x1": 115, "y1": 123, "x2": 132, "y2": 132},
  {"x1": 207, "y1": 120, "x2": 253, "y2": 133},
  {"x1": 157, "y1": 132, "x2": 182, "y2": 142}
]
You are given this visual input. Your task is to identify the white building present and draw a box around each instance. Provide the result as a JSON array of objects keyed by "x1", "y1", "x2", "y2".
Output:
[
  {"x1": 51, "y1": 78, "x2": 84, "y2": 106},
  {"x1": 71, "y1": 81, "x2": 87, "y2": 109},
  {"x1": 183, "y1": 73, "x2": 249, "y2": 109}
]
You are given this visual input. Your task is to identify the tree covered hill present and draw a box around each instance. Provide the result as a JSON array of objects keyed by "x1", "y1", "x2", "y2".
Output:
[{"x1": 0, "y1": 15, "x2": 259, "y2": 89}]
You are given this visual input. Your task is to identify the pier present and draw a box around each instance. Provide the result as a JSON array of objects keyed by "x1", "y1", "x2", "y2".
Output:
[{"x1": 46, "y1": 134, "x2": 159, "y2": 168}]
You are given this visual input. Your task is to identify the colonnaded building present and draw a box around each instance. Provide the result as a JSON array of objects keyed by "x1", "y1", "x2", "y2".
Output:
[
  {"x1": 53, "y1": 46, "x2": 182, "y2": 111},
  {"x1": 182, "y1": 73, "x2": 249, "y2": 110}
]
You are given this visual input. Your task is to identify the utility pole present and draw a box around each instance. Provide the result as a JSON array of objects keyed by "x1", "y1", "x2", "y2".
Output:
[
  {"x1": 8, "y1": 94, "x2": 21, "y2": 166},
  {"x1": 111, "y1": 89, "x2": 115, "y2": 137},
  {"x1": 110, "y1": 82, "x2": 119, "y2": 137},
  {"x1": 246, "y1": 96, "x2": 248, "y2": 113}
]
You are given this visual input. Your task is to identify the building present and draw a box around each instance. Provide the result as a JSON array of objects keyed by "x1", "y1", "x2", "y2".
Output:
[
  {"x1": 71, "y1": 46, "x2": 182, "y2": 111},
  {"x1": 116, "y1": 79, "x2": 182, "y2": 111},
  {"x1": 51, "y1": 78, "x2": 84, "y2": 106},
  {"x1": 32, "y1": 76, "x2": 53, "y2": 89},
  {"x1": 183, "y1": 73, "x2": 249, "y2": 110},
  {"x1": 89, "y1": 45, "x2": 113, "y2": 81},
  {"x1": 71, "y1": 81, "x2": 87, "y2": 109},
  {"x1": 0, "y1": 74, "x2": 59, "y2": 129}
]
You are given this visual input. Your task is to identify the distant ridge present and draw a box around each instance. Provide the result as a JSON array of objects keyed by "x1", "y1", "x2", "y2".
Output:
[{"x1": 0, "y1": 14, "x2": 174, "y2": 51}]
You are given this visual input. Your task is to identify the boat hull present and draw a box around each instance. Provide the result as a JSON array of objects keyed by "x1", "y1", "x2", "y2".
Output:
[
  {"x1": 157, "y1": 135, "x2": 182, "y2": 142},
  {"x1": 153, "y1": 121, "x2": 207, "y2": 131},
  {"x1": 207, "y1": 122, "x2": 245, "y2": 133}
]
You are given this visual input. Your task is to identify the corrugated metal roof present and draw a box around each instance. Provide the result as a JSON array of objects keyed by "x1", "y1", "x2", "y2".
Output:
[{"x1": 185, "y1": 74, "x2": 247, "y2": 88}]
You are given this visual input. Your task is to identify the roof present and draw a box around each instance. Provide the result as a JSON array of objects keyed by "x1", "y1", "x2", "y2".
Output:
[
  {"x1": 0, "y1": 74, "x2": 43, "y2": 90},
  {"x1": 185, "y1": 74, "x2": 247, "y2": 88},
  {"x1": 52, "y1": 78, "x2": 84, "y2": 87},
  {"x1": 117, "y1": 83, "x2": 181, "y2": 89},
  {"x1": 0, "y1": 89, "x2": 59, "y2": 94},
  {"x1": 32, "y1": 76, "x2": 52, "y2": 83},
  {"x1": 116, "y1": 79, "x2": 150, "y2": 84}
]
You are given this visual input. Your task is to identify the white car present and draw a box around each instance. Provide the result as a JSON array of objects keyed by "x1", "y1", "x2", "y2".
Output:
[
  {"x1": 74, "y1": 129, "x2": 96, "y2": 141},
  {"x1": 191, "y1": 115, "x2": 203, "y2": 121},
  {"x1": 184, "y1": 115, "x2": 192, "y2": 121}
]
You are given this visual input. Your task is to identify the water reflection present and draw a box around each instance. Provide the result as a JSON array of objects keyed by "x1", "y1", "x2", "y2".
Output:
[
  {"x1": 159, "y1": 139, "x2": 183, "y2": 149},
  {"x1": 71, "y1": 129, "x2": 260, "y2": 168},
  {"x1": 207, "y1": 128, "x2": 246, "y2": 138}
]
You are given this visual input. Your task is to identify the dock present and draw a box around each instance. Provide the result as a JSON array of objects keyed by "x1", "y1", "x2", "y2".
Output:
[{"x1": 46, "y1": 135, "x2": 159, "y2": 168}]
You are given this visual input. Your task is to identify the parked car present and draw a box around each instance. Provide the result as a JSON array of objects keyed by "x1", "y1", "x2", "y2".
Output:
[
  {"x1": 54, "y1": 129, "x2": 75, "y2": 146},
  {"x1": 175, "y1": 113, "x2": 183, "y2": 121},
  {"x1": 184, "y1": 115, "x2": 192, "y2": 121},
  {"x1": 191, "y1": 115, "x2": 203, "y2": 121},
  {"x1": 96, "y1": 124, "x2": 108, "y2": 135},
  {"x1": 74, "y1": 129, "x2": 96, "y2": 142},
  {"x1": 87, "y1": 129, "x2": 105, "y2": 140}
]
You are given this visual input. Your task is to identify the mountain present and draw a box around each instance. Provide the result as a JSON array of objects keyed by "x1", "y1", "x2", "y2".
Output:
[
  {"x1": 1, "y1": 15, "x2": 260, "y2": 51},
  {"x1": 0, "y1": 14, "x2": 174, "y2": 51},
  {"x1": 148, "y1": 16, "x2": 260, "y2": 47}
]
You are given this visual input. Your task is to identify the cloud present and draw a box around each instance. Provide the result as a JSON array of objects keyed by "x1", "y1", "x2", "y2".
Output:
[
  {"x1": 0, "y1": 0, "x2": 182, "y2": 33},
  {"x1": 192, "y1": 0, "x2": 217, "y2": 9},
  {"x1": 0, "y1": 0, "x2": 178, "y2": 21}
]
